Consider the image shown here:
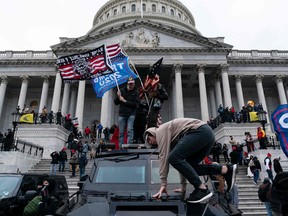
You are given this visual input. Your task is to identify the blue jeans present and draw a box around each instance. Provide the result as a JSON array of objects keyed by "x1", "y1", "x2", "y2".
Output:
[
  {"x1": 266, "y1": 169, "x2": 273, "y2": 182},
  {"x1": 168, "y1": 125, "x2": 221, "y2": 188},
  {"x1": 264, "y1": 202, "x2": 273, "y2": 216},
  {"x1": 58, "y1": 160, "x2": 66, "y2": 172},
  {"x1": 253, "y1": 169, "x2": 259, "y2": 183},
  {"x1": 118, "y1": 115, "x2": 135, "y2": 148},
  {"x1": 50, "y1": 164, "x2": 58, "y2": 175}
]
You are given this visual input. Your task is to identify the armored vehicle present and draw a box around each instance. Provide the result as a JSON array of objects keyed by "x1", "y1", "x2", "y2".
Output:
[{"x1": 64, "y1": 148, "x2": 241, "y2": 216}]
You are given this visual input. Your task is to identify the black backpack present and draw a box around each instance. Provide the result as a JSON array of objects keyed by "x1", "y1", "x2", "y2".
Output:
[
  {"x1": 271, "y1": 172, "x2": 288, "y2": 204},
  {"x1": 258, "y1": 181, "x2": 271, "y2": 202}
]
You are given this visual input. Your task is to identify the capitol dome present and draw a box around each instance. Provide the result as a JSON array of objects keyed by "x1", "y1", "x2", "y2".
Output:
[{"x1": 87, "y1": 0, "x2": 201, "y2": 35}]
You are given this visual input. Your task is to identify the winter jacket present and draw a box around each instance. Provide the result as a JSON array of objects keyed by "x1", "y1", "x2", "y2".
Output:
[
  {"x1": 273, "y1": 159, "x2": 283, "y2": 174},
  {"x1": 114, "y1": 86, "x2": 139, "y2": 116},
  {"x1": 144, "y1": 118, "x2": 206, "y2": 186}
]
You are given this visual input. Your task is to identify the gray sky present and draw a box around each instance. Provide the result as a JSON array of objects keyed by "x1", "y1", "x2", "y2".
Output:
[{"x1": 1, "y1": 0, "x2": 288, "y2": 51}]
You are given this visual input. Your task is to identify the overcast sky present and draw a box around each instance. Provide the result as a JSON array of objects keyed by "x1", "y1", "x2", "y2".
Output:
[{"x1": 1, "y1": 0, "x2": 288, "y2": 51}]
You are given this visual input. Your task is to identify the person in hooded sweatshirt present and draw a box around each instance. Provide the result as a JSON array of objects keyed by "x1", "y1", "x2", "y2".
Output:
[{"x1": 144, "y1": 118, "x2": 237, "y2": 203}]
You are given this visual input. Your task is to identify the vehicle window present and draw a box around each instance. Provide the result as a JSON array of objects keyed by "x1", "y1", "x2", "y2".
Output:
[
  {"x1": 0, "y1": 176, "x2": 21, "y2": 199},
  {"x1": 151, "y1": 160, "x2": 180, "y2": 184},
  {"x1": 94, "y1": 160, "x2": 146, "y2": 184}
]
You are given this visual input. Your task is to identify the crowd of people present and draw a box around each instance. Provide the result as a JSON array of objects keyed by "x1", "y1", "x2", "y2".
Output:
[{"x1": 207, "y1": 102, "x2": 267, "y2": 130}]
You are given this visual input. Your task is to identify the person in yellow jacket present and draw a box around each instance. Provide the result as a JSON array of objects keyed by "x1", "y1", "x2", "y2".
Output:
[{"x1": 144, "y1": 118, "x2": 237, "y2": 203}]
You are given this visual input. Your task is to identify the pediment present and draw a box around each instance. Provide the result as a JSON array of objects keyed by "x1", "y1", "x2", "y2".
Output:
[{"x1": 51, "y1": 20, "x2": 232, "y2": 55}]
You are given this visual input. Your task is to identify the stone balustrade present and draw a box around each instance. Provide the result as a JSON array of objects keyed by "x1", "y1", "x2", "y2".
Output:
[
  {"x1": 229, "y1": 50, "x2": 288, "y2": 58},
  {"x1": 0, "y1": 50, "x2": 55, "y2": 59}
]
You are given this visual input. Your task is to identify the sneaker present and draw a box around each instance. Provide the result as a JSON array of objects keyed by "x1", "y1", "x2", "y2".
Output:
[
  {"x1": 187, "y1": 188, "x2": 213, "y2": 203},
  {"x1": 253, "y1": 181, "x2": 258, "y2": 185},
  {"x1": 223, "y1": 164, "x2": 237, "y2": 192}
]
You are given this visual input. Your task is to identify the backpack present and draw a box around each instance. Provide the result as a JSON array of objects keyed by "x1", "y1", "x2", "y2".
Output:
[{"x1": 258, "y1": 181, "x2": 271, "y2": 202}]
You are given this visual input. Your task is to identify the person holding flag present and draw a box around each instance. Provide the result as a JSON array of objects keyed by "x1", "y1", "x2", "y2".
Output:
[
  {"x1": 139, "y1": 58, "x2": 168, "y2": 128},
  {"x1": 114, "y1": 77, "x2": 139, "y2": 148}
]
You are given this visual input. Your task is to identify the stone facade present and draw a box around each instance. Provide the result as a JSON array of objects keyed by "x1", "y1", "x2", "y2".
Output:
[{"x1": 0, "y1": 0, "x2": 287, "y2": 147}]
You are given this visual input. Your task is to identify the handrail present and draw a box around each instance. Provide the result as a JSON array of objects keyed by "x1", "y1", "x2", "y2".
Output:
[{"x1": 0, "y1": 138, "x2": 44, "y2": 157}]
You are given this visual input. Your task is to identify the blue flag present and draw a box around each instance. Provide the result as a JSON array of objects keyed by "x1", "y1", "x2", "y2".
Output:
[
  {"x1": 271, "y1": 104, "x2": 288, "y2": 158},
  {"x1": 91, "y1": 44, "x2": 138, "y2": 97}
]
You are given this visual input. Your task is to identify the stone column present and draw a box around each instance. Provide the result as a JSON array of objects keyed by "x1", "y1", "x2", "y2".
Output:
[
  {"x1": 38, "y1": 75, "x2": 50, "y2": 113},
  {"x1": 274, "y1": 75, "x2": 287, "y2": 104},
  {"x1": 220, "y1": 64, "x2": 232, "y2": 108},
  {"x1": 197, "y1": 64, "x2": 209, "y2": 121},
  {"x1": 51, "y1": 72, "x2": 62, "y2": 113},
  {"x1": 208, "y1": 87, "x2": 217, "y2": 118},
  {"x1": 0, "y1": 76, "x2": 8, "y2": 118},
  {"x1": 17, "y1": 75, "x2": 30, "y2": 111},
  {"x1": 69, "y1": 87, "x2": 77, "y2": 117},
  {"x1": 75, "y1": 80, "x2": 86, "y2": 131},
  {"x1": 100, "y1": 89, "x2": 114, "y2": 127},
  {"x1": 214, "y1": 74, "x2": 223, "y2": 109},
  {"x1": 235, "y1": 74, "x2": 245, "y2": 111},
  {"x1": 174, "y1": 64, "x2": 184, "y2": 118},
  {"x1": 255, "y1": 75, "x2": 269, "y2": 124},
  {"x1": 171, "y1": 78, "x2": 177, "y2": 119},
  {"x1": 61, "y1": 83, "x2": 70, "y2": 115}
]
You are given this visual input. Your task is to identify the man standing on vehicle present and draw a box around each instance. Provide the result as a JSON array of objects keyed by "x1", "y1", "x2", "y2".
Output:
[
  {"x1": 114, "y1": 77, "x2": 139, "y2": 148},
  {"x1": 144, "y1": 118, "x2": 237, "y2": 203}
]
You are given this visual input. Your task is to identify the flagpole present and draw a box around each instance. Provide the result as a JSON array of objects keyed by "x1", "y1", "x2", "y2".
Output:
[{"x1": 120, "y1": 45, "x2": 150, "y2": 106}]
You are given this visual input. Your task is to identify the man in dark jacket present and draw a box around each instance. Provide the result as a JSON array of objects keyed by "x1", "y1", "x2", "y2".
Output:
[
  {"x1": 50, "y1": 151, "x2": 59, "y2": 175},
  {"x1": 250, "y1": 156, "x2": 262, "y2": 185},
  {"x1": 58, "y1": 148, "x2": 68, "y2": 172},
  {"x1": 273, "y1": 157, "x2": 283, "y2": 174},
  {"x1": 114, "y1": 77, "x2": 139, "y2": 148}
]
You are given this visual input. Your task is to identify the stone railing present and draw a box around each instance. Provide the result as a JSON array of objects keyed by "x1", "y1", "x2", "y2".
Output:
[
  {"x1": 229, "y1": 50, "x2": 288, "y2": 58},
  {"x1": 0, "y1": 50, "x2": 56, "y2": 59},
  {"x1": 0, "y1": 138, "x2": 44, "y2": 157}
]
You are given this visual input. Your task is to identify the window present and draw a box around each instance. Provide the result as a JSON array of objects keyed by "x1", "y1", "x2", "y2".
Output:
[
  {"x1": 151, "y1": 160, "x2": 180, "y2": 184},
  {"x1": 0, "y1": 176, "x2": 21, "y2": 199},
  {"x1": 131, "y1": 4, "x2": 136, "y2": 12},
  {"x1": 178, "y1": 13, "x2": 181, "y2": 19},
  {"x1": 122, "y1": 6, "x2": 126, "y2": 13},
  {"x1": 107, "y1": 13, "x2": 110, "y2": 18},
  {"x1": 142, "y1": 3, "x2": 146, "y2": 12},
  {"x1": 161, "y1": 6, "x2": 166, "y2": 13},
  {"x1": 170, "y1": 9, "x2": 174, "y2": 16},
  {"x1": 94, "y1": 160, "x2": 146, "y2": 184},
  {"x1": 114, "y1": 9, "x2": 117, "y2": 16},
  {"x1": 152, "y1": 4, "x2": 156, "y2": 12}
]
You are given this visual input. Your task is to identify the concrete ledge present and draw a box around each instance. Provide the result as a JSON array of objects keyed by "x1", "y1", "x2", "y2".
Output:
[
  {"x1": 15, "y1": 124, "x2": 70, "y2": 158},
  {"x1": 0, "y1": 151, "x2": 41, "y2": 173}
]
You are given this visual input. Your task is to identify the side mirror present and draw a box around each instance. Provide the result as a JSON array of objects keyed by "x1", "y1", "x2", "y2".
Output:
[
  {"x1": 24, "y1": 190, "x2": 38, "y2": 199},
  {"x1": 77, "y1": 175, "x2": 88, "y2": 190}
]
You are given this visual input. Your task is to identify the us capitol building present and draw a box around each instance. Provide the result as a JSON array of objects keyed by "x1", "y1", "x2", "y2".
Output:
[{"x1": 0, "y1": 0, "x2": 287, "y2": 145}]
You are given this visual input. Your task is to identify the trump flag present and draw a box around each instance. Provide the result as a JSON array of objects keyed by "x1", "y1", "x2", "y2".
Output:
[
  {"x1": 271, "y1": 104, "x2": 288, "y2": 158},
  {"x1": 56, "y1": 45, "x2": 113, "y2": 83},
  {"x1": 91, "y1": 44, "x2": 138, "y2": 97}
]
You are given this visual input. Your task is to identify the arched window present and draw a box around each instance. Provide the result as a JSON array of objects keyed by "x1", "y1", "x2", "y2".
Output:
[
  {"x1": 178, "y1": 13, "x2": 181, "y2": 19},
  {"x1": 107, "y1": 13, "x2": 110, "y2": 18},
  {"x1": 170, "y1": 9, "x2": 174, "y2": 16},
  {"x1": 142, "y1": 3, "x2": 146, "y2": 12},
  {"x1": 114, "y1": 9, "x2": 117, "y2": 16},
  {"x1": 131, "y1": 4, "x2": 136, "y2": 12},
  {"x1": 152, "y1": 4, "x2": 156, "y2": 12},
  {"x1": 161, "y1": 6, "x2": 166, "y2": 13},
  {"x1": 122, "y1": 6, "x2": 126, "y2": 13}
]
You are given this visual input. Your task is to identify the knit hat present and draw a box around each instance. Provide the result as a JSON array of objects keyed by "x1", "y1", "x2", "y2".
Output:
[
  {"x1": 267, "y1": 153, "x2": 272, "y2": 157},
  {"x1": 232, "y1": 146, "x2": 236, "y2": 151}
]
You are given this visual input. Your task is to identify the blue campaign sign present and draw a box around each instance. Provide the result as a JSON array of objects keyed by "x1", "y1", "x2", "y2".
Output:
[
  {"x1": 91, "y1": 56, "x2": 138, "y2": 97},
  {"x1": 271, "y1": 104, "x2": 288, "y2": 158}
]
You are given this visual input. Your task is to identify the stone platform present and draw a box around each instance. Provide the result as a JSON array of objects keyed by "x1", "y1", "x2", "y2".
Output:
[{"x1": 15, "y1": 124, "x2": 70, "y2": 158}]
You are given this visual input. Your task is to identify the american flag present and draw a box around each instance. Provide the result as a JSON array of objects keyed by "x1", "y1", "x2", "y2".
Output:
[
  {"x1": 106, "y1": 43, "x2": 128, "y2": 63},
  {"x1": 56, "y1": 45, "x2": 113, "y2": 82}
]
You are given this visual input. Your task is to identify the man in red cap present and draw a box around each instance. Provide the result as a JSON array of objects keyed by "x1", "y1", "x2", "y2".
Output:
[{"x1": 264, "y1": 153, "x2": 273, "y2": 181}]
